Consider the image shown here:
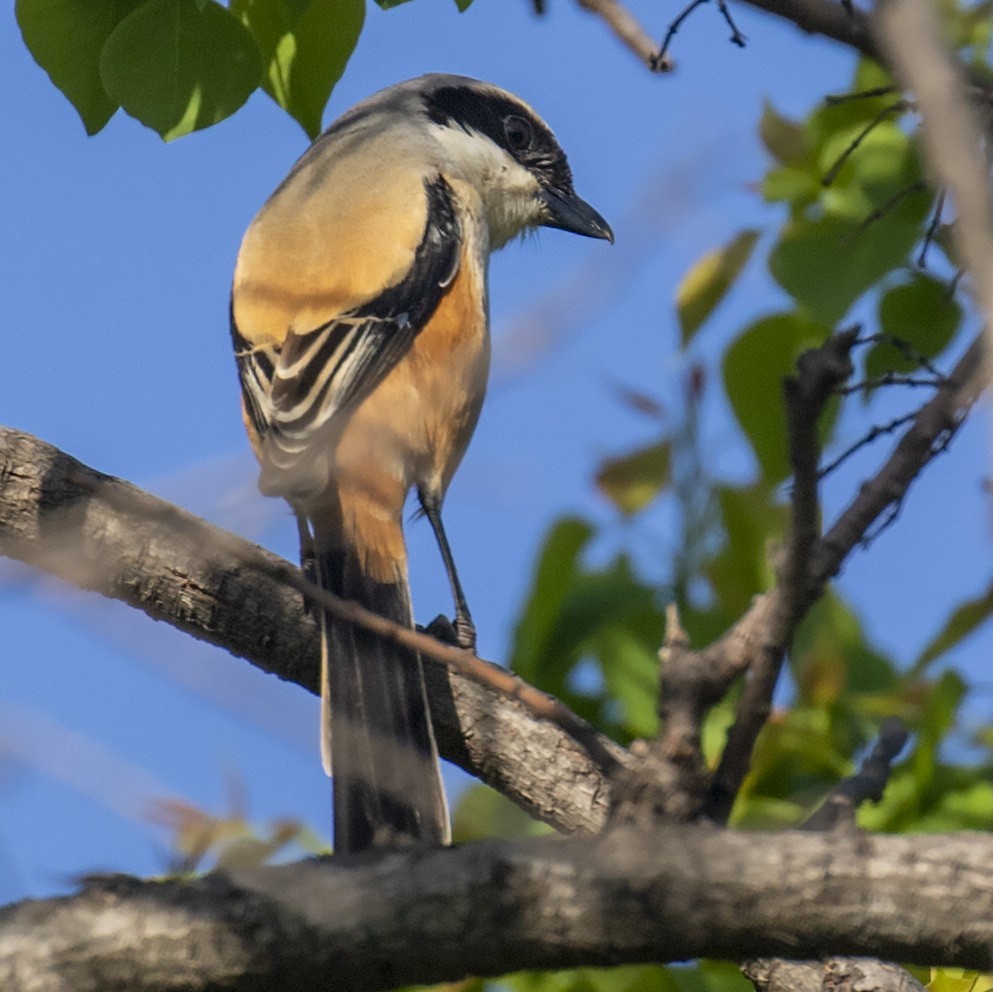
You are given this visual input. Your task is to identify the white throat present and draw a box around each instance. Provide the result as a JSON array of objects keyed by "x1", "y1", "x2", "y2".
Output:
[{"x1": 431, "y1": 124, "x2": 542, "y2": 249}]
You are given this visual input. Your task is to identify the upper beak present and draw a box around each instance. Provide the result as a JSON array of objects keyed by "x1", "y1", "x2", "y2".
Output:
[{"x1": 541, "y1": 187, "x2": 614, "y2": 243}]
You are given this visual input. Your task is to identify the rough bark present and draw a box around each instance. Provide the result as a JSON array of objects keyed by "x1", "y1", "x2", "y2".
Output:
[
  {"x1": 2, "y1": 827, "x2": 991, "y2": 991},
  {"x1": 0, "y1": 426, "x2": 623, "y2": 834}
]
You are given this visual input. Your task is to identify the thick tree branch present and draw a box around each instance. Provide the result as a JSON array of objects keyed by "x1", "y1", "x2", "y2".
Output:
[
  {"x1": 0, "y1": 426, "x2": 625, "y2": 834},
  {"x1": 3, "y1": 826, "x2": 993, "y2": 991}
]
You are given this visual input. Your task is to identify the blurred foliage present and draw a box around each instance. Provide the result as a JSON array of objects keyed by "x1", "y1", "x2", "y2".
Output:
[
  {"x1": 149, "y1": 796, "x2": 323, "y2": 872},
  {"x1": 446, "y1": 53, "x2": 993, "y2": 992}
]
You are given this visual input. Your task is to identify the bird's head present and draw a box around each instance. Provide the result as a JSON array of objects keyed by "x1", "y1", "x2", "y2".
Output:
[{"x1": 415, "y1": 75, "x2": 613, "y2": 250}]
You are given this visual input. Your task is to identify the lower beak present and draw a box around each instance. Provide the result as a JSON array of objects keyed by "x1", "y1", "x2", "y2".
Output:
[{"x1": 541, "y1": 187, "x2": 614, "y2": 243}]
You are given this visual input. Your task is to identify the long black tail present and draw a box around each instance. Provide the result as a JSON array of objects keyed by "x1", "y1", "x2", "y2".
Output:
[{"x1": 315, "y1": 528, "x2": 449, "y2": 853}]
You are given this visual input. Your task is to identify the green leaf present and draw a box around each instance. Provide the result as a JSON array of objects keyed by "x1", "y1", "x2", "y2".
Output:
[
  {"x1": 593, "y1": 627, "x2": 659, "y2": 738},
  {"x1": 595, "y1": 440, "x2": 670, "y2": 516},
  {"x1": 915, "y1": 670, "x2": 966, "y2": 775},
  {"x1": 530, "y1": 559, "x2": 657, "y2": 711},
  {"x1": 453, "y1": 0, "x2": 474, "y2": 9},
  {"x1": 759, "y1": 101, "x2": 808, "y2": 167},
  {"x1": 762, "y1": 165, "x2": 820, "y2": 206},
  {"x1": 705, "y1": 483, "x2": 787, "y2": 616},
  {"x1": 853, "y1": 57, "x2": 893, "y2": 93},
  {"x1": 234, "y1": 0, "x2": 363, "y2": 138},
  {"x1": 510, "y1": 518, "x2": 593, "y2": 684},
  {"x1": 818, "y1": 119, "x2": 914, "y2": 212},
  {"x1": 793, "y1": 591, "x2": 897, "y2": 702},
  {"x1": 676, "y1": 230, "x2": 760, "y2": 345},
  {"x1": 769, "y1": 190, "x2": 929, "y2": 324},
  {"x1": 865, "y1": 272, "x2": 962, "y2": 379},
  {"x1": 15, "y1": 0, "x2": 142, "y2": 134},
  {"x1": 929, "y1": 969, "x2": 993, "y2": 992},
  {"x1": 511, "y1": 523, "x2": 661, "y2": 738},
  {"x1": 452, "y1": 783, "x2": 545, "y2": 842},
  {"x1": 913, "y1": 578, "x2": 993, "y2": 673},
  {"x1": 100, "y1": 0, "x2": 261, "y2": 139},
  {"x1": 722, "y1": 312, "x2": 831, "y2": 482},
  {"x1": 374, "y1": 0, "x2": 413, "y2": 7}
]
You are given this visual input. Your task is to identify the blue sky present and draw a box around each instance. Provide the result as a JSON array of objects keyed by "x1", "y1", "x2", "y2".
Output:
[{"x1": 1, "y1": 0, "x2": 990, "y2": 901}]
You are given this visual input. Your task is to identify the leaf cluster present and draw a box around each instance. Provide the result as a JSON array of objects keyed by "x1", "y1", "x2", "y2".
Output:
[{"x1": 15, "y1": 0, "x2": 467, "y2": 140}]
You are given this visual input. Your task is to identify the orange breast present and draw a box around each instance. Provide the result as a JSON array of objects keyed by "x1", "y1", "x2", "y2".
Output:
[{"x1": 330, "y1": 237, "x2": 490, "y2": 513}]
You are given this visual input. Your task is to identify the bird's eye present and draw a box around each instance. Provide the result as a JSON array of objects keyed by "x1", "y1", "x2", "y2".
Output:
[{"x1": 503, "y1": 115, "x2": 533, "y2": 151}]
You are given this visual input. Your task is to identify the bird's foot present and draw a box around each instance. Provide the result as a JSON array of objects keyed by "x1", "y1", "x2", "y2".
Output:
[{"x1": 422, "y1": 614, "x2": 477, "y2": 653}]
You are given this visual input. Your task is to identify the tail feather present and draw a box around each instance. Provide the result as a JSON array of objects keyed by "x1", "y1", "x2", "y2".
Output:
[{"x1": 315, "y1": 526, "x2": 449, "y2": 853}]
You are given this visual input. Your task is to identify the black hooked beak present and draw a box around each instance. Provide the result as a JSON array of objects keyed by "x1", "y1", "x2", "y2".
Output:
[{"x1": 540, "y1": 187, "x2": 614, "y2": 243}]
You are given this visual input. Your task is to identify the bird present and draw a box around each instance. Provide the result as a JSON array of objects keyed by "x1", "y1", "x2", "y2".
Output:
[{"x1": 229, "y1": 73, "x2": 613, "y2": 854}]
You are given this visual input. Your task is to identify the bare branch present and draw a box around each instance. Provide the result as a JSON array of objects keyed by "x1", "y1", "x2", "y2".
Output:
[
  {"x1": 3, "y1": 827, "x2": 993, "y2": 990},
  {"x1": 800, "y1": 717, "x2": 909, "y2": 831},
  {"x1": 658, "y1": 0, "x2": 747, "y2": 65},
  {"x1": 574, "y1": 0, "x2": 672, "y2": 71},
  {"x1": 812, "y1": 335, "x2": 984, "y2": 586},
  {"x1": 0, "y1": 426, "x2": 625, "y2": 834},
  {"x1": 734, "y1": 0, "x2": 879, "y2": 60},
  {"x1": 818, "y1": 411, "x2": 918, "y2": 479},
  {"x1": 706, "y1": 329, "x2": 857, "y2": 820},
  {"x1": 918, "y1": 188, "x2": 947, "y2": 267},
  {"x1": 610, "y1": 603, "x2": 709, "y2": 825}
]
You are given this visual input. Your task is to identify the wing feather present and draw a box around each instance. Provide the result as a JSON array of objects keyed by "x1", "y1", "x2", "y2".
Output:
[{"x1": 231, "y1": 176, "x2": 461, "y2": 498}]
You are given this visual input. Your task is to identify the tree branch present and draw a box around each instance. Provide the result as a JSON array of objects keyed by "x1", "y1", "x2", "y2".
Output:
[
  {"x1": 744, "y1": 958, "x2": 926, "y2": 992},
  {"x1": 0, "y1": 426, "x2": 626, "y2": 834},
  {"x1": 705, "y1": 330, "x2": 857, "y2": 819},
  {"x1": 875, "y1": 0, "x2": 993, "y2": 386},
  {"x1": 800, "y1": 717, "x2": 909, "y2": 832},
  {"x1": 3, "y1": 826, "x2": 992, "y2": 991},
  {"x1": 812, "y1": 334, "x2": 984, "y2": 586},
  {"x1": 575, "y1": 0, "x2": 672, "y2": 71},
  {"x1": 734, "y1": 0, "x2": 879, "y2": 59}
]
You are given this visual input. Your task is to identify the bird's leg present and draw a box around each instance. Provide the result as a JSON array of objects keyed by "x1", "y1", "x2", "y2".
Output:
[
  {"x1": 418, "y1": 490, "x2": 476, "y2": 652},
  {"x1": 295, "y1": 510, "x2": 319, "y2": 613}
]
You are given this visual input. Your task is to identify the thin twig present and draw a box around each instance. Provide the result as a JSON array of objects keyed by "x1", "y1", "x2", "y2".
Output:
[
  {"x1": 825, "y1": 85, "x2": 899, "y2": 104},
  {"x1": 812, "y1": 334, "x2": 984, "y2": 587},
  {"x1": 718, "y1": 0, "x2": 747, "y2": 45},
  {"x1": 846, "y1": 180, "x2": 928, "y2": 240},
  {"x1": 917, "y1": 188, "x2": 947, "y2": 267},
  {"x1": 658, "y1": 0, "x2": 709, "y2": 63},
  {"x1": 818, "y1": 412, "x2": 917, "y2": 478},
  {"x1": 657, "y1": 0, "x2": 745, "y2": 64},
  {"x1": 835, "y1": 372, "x2": 946, "y2": 394},
  {"x1": 822, "y1": 100, "x2": 909, "y2": 187},
  {"x1": 856, "y1": 333, "x2": 947, "y2": 379},
  {"x1": 188, "y1": 524, "x2": 624, "y2": 776}
]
